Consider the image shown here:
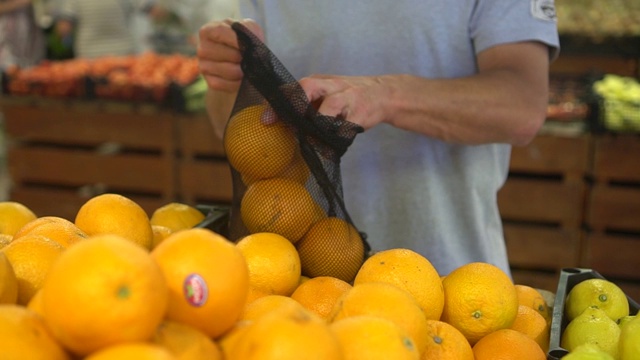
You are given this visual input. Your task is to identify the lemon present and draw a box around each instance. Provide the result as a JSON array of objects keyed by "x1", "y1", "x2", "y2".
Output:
[
  {"x1": 565, "y1": 278, "x2": 629, "y2": 322},
  {"x1": 618, "y1": 315, "x2": 636, "y2": 329},
  {"x1": 561, "y1": 307, "x2": 621, "y2": 358},
  {"x1": 561, "y1": 344, "x2": 615, "y2": 360},
  {"x1": 0, "y1": 253, "x2": 18, "y2": 304},
  {"x1": 619, "y1": 314, "x2": 640, "y2": 360}
]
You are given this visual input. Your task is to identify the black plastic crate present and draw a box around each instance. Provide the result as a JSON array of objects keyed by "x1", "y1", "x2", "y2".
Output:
[
  {"x1": 547, "y1": 268, "x2": 640, "y2": 360},
  {"x1": 194, "y1": 203, "x2": 231, "y2": 238}
]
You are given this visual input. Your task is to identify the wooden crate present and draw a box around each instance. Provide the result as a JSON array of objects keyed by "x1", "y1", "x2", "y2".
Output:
[
  {"x1": 500, "y1": 134, "x2": 590, "y2": 277},
  {"x1": 2, "y1": 98, "x2": 175, "y2": 220},
  {"x1": 583, "y1": 134, "x2": 640, "y2": 291},
  {"x1": 550, "y1": 54, "x2": 639, "y2": 77},
  {"x1": 176, "y1": 113, "x2": 232, "y2": 206}
]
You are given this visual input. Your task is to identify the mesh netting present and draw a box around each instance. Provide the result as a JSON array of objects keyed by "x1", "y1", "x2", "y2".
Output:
[{"x1": 222, "y1": 22, "x2": 369, "y2": 282}]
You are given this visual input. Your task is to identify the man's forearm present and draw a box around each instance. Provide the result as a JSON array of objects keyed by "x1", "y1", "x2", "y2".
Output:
[{"x1": 205, "y1": 89, "x2": 237, "y2": 139}]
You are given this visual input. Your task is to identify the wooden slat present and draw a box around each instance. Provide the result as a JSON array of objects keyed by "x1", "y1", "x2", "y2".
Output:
[
  {"x1": 504, "y1": 223, "x2": 582, "y2": 270},
  {"x1": 592, "y1": 135, "x2": 640, "y2": 183},
  {"x1": 587, "y1": 184, "x2": 640, "y2": 233},
  {"x1": 3, "y1": 104, "x2": 173, "y2": 150},
  {"x1": 178, "y1": 114, "x2": 225, "y2": 157},
  {"x1": 178, "y1": 161, "x2": 233, "y2": 204},
  {"x1": 509, "y1": 134, "x2": 590, "y2": 178},
  {"x1": 550, "y1": 54, "x2": 639, "y2": 77},
  {"x1": 8, "y1": 147, "x2": 174, "y2": 196},
  {"x1": 584, "y1": 233, "x2": 640, "y2": 281},
  {"x1": 498, "y1": 178, "x2": 587, "y2": 227}
]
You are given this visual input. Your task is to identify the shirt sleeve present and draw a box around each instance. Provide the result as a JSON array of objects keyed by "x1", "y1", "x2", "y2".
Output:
[{"x1": 470, "y1": 0, "x2": 560, "y2": 60}]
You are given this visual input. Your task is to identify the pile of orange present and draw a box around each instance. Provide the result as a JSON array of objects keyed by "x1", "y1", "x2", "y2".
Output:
[{"x1": 0, "y1": 197, "x2": 552, "y2": 359}]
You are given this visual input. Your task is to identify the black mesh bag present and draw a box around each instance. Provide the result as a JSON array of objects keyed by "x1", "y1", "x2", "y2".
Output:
[{"x1": 223, "y1": 22, "x2": 369, "y2": 282}]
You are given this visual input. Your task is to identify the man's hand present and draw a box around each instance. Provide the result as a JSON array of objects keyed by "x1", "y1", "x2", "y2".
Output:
[
  {"x1": 299, "y1": 75, "x2": 392, "y2": 130},
  {"x1": 197, "y1": 18, "x2": 263, "y2": 93}
]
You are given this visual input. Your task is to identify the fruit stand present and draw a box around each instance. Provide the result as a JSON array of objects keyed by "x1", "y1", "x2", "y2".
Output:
[{"x1": 2, "y1": 3, "x2": 640, "y2": 358}]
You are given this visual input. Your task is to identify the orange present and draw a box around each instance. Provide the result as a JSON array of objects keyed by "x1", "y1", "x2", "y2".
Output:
[
  {"x1": 236, "y1": 232, "x2": 301, "y2": 296},
  {"x1": 240, "y1": 178, "x2": 320, "y2": 243},
  {"x1": 2, "y1": 234, "x2": 65, "y2": 305},
  {"x1": 440, "y1": 262, "x2": 519, "y2": 345},
  {"x1": 296, "y1": 216, "x2": 365, "y2": 283},
  {"x1": 218, "y1": 320, "x2": 253, "y2": 359},
  {"x1": 152, "y1": 320, "x2": 223, "y2": 360},
  {"x1": 13, "y1": 216, "x2": 88, "y2": 248},
  {"x1": 242, "y1": 150, "x2": 311, "y2": 186},
  {"x1": 0, "y1": 234, "x2": 12, "y2": 249},
  {"x1": 42, "y1": 234, "x2": 168, "y2": 356},
  {"x1": 421, "y1": 319, "x2": 474, "y2": 360},
  {"x1": 224, "y1": 104, "x2": 298, "y2": 180},
  {"x1": 472, "y1": 328, "x2": 546, "y2": 360},
  {"x1": 0, "y1": 251, "x2": 18, "y2": 304},
  {"x1": 229, "y1": 304, "x2": 341, "y2": 360},
  {"x1": 152, "y1": 225, "x2": 174, "y2": 249},
  {"x1": 245, "y1": 286, "x2": 270, "y2": 306},
  {"x1": 84, "y1": 342, "x2": 176, "y2": 360},
  {"x1": 331, "y1": 315, "x2": 420, "y2": 360},
  {"x1": 510, "y1": 304, "x2": 550, "y2": 352},
  {"x1": 330, "y1": 281, "x2": 429, "y2": 355},
  {"x1": 150, "y1": 203, "x2": 206, "y2": 233},
  {"x1": 241, "y1": 294, "x2": 307, "y2": 322},
  {"x1": 290, "y1": 275, "x2": 352, "y2": 321},
  {"x1": 0, "y1": 304, "x2": 70, "y2": 360},
  {"x1": 515, "y1": 284, "x2": 552, "y2": 325},
  {"x1": 151, "y1": 228, "x2": 249, "y2": 339},
  {"x1": 75, "y1": 193, "x2": 154, "y2": 250},
  {"x1": 354, "y1": 248, "x2": 444, "y2": 320},
  {"x1": 0, "y1": 201, "x2": 37, "y2": 236},
  {"x1": 26, "y1": 288, "x2": 44, "y2": 317}
]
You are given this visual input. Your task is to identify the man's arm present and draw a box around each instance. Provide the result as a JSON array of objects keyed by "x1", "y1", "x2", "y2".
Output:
[
  {"x1": 301, "y1": 41, "x2": 551, "y2": 146},
  {"x1": 198, "y1": 19, "x2": 263, "y2": 139}
]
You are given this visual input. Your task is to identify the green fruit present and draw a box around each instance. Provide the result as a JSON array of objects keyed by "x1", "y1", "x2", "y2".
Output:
[
  {"x1": 619, "y1": 315, "x2": 640, "y2": 360},
  {"x1": 618, "y1": 315, "x2": 636, "y2": 329},
  {"x1": 561, "y1": 344, "x2": 614, "y2": 360},
  {"x1": 565, "y1": 279, "x2": 629, "y2": 322},
  {"x1": 561, "y1": 307, "x2": 620, "y2": 359}
]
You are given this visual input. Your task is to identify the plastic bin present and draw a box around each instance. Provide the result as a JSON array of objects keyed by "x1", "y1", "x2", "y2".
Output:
[
  {"x1": 547, "y1": 268, "x2": 640, "y2": 360},
  {"x1": 194, "y1": 204, "x2": 231, "y2": 238}
]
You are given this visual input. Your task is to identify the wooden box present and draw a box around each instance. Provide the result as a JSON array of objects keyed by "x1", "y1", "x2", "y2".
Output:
[
  {"x1": 583, "y1": 134, "x2": 640, "y2": 293},
  {"x1": 499, "y1": 134, "x2": 591, "y2": 287},
  {"x1": 2, "y1": 98, "x2": 175, "y2": 220},
  {"x1": 176, "y1": 113, "x2": 233, "y2": 206}
]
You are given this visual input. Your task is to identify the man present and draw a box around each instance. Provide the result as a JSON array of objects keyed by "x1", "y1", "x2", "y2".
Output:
[{"x1": 197, "y1": 1, "x2": 560, "y2": 276}]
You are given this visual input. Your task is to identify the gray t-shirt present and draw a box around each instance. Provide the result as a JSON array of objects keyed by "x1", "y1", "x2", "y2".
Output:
[{"x1": 239, "y1": 0, "x2": 560, "y2": 276}]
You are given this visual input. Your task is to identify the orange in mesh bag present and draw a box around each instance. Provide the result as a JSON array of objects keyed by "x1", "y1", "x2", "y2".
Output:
[{"x1": 223, "y1": 22, "x2": 369, "y2": 283}]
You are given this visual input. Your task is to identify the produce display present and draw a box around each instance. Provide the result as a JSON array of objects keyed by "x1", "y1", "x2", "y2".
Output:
[
  {"x1": 592, "y1": 74, "x2": 640, "y2": 132},
  {"x1": 2, "y1": 196, "x2": 618, "y2": 359},
  {"x1": 1, "y1": 52, "x2": 201, "y2": 107},
  {"x1": 547, "y1": 77, "x2": 590, "y2": 121},
  {"x1": 556, "y1": 0, "x2": 640, "y2": 38},
  {"x1": 549, "y1": 268, "x2": 640, "y2": 360}
]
